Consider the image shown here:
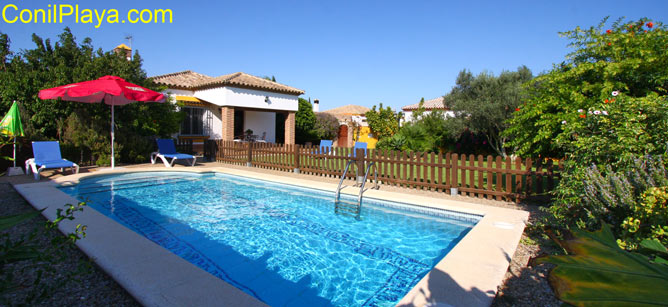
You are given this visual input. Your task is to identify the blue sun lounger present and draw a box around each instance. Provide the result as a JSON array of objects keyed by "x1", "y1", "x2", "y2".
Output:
[
  {"x1": 25, "y1": 141, "x2": 79, "y2": 180},
  {"x1": 150, "y1": 139, "x2": 196, "y2": 167}
]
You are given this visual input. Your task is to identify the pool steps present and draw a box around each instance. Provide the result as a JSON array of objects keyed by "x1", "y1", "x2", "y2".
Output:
[{"x1": 334, "y1": 160, "x2": 380, "y2": 219}]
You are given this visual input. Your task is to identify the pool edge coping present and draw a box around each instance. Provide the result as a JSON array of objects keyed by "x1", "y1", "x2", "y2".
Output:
[{"x1": 14, "y1": 166, "x2": 529, "y2": 307}]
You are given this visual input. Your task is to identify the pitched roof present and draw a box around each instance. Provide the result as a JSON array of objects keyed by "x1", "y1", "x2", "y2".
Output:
[
  {"x1": 321, "y1": 104, "x2": 370, "y2": 115},
  {"x1": 114, "y1": 43, "x2": 131, "y2": 50},
  {"x1": 151, "y1": 70, "x2": 304, "y2": 95},
  {"x1": 401, "y1": 97, "x2": 447, "y2": 111},
  {"x1": 152, "y1": 70, "x2": 212, "y2": 88}
]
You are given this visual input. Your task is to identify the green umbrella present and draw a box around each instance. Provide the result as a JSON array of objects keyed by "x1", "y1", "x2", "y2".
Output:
[{"x1": 0, "y1": 101, "x2": 24, "y2": 168}]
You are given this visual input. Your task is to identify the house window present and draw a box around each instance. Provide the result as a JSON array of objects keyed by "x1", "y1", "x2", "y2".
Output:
[{"x1": 181, "y1": 107, "x2": 205, "y2": 135}]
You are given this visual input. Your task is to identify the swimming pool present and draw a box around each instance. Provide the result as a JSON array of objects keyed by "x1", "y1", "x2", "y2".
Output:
[{"x1": 59, "y1": 171, "x2": 480, "y2": 306}]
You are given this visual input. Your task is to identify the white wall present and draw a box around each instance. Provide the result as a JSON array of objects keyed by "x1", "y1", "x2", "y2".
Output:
[
  {"x1": 165, "y1": 89, "x2": 195, "y2": 96},
  {"x1": 164, "y1": 89, "x2": 223, "y2": 139},
  {"x1": 166, "y1": 85, "x2": 300, "y2": 141},
  {"x1": 194, "y1": 86, "x2": 298, "y2": 111},
  {"x1": 401, "y1": 109, "x2": 455, "y2": 125},
  {"x1": 208, "y1": 104, "x2": 222, "y2": 139},
  {"x1": 244, "y1": 111, "x2": 276, "y2": 143}
]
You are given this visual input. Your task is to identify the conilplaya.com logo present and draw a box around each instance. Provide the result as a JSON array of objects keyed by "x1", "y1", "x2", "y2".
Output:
[{"x1": 2, "y1": 4, "x2": 173, "y2": 28}]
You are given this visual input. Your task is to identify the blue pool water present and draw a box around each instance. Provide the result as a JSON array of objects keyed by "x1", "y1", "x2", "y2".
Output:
[{"x1": 59, "y1": 172, "x2": 479, "y2": 306}]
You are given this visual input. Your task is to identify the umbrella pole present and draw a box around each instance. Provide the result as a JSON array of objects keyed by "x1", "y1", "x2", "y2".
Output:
[
  {"x1": 12, "y1": 136, "x2": 16, "y2": 168},
  {"x1": 111, "y1": 104, "x2": 115, "y2": 169}
]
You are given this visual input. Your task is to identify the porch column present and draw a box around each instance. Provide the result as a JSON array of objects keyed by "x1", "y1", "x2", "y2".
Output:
[
  {"x1": 221, "y1": 106, "x2": 234, "y2": 141},
  {"x1": 285, "y1": 111, "x2": 295, "y2": 144}
]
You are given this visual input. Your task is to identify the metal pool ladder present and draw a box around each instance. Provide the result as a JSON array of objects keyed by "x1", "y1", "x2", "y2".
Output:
[{"x1": 334, "y1": 160, "x2": 379, "y2": 219}]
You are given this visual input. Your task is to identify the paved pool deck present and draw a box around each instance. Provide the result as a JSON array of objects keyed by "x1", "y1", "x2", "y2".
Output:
[{"x1": 10, "y1": 163, "x2": 528, "y2": 307}]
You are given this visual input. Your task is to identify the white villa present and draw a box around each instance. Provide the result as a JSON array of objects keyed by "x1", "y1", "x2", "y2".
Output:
[
  {"x1": 152, "y1": 70, "x2": 304, "y2": 150},
  {"x1": 400, "y1": 97, "x2": 454, "y2": 125}
]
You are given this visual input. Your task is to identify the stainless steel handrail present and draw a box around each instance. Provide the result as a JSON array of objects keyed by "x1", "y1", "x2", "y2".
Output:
[
  {"x1": 357, "y1": 161, "x2": 379, "y2": 208},
  {"x1": 335, "y1": 160, "x2": 356, "y2": 203}
]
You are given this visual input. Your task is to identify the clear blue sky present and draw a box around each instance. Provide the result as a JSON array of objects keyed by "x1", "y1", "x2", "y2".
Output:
[{"x1": 2, "y1": 0, "x2": 668, "y2": 111}]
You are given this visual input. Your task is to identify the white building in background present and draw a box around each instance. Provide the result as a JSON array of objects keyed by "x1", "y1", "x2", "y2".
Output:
[
  {"x1": 152, "y1": 70, "x2": 304, "y2": 152},
  {"x1": 400, "y1": 97, "x2": 454, "y2": 125}
]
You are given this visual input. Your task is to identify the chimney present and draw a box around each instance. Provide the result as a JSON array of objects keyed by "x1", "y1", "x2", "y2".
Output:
[{"x1": 313, "y1": 99, "x2": 319, "y2": 112}]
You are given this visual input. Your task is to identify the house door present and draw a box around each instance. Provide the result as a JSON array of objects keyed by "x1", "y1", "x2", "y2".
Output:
[{"x1": 337, "y1": 125, "x2": 348, "y2": 147}]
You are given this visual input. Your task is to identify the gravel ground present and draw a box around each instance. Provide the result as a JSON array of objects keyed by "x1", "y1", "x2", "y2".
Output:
[
  {"x1": 491, "y1": 208, "x2": 561, "y2": 307},
  {"x1": 0, "y1": 182, "x2": 139, "y2": 306},
  {"x1": 1, "y1": 164, "x2": 562, "y2": 306}
]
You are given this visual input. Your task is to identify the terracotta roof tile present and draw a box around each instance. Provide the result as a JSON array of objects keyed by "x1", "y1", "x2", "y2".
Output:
[
  {"x1": 151, "y1": 70, "x2": 212, "y2": 88},
  {"x1": 401, "y1": 97, "x2": 447, "y2": 111},
  {"x1": 321, "y1": 104, "x2": 370, "y2": 115},
  {"x1": 151, "y1": 70, "x2": 304, "y2": 95}
]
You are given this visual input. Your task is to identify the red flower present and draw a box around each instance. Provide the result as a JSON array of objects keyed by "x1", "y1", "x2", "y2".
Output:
[
  {"x1": 605, "y1": 99, "x2": 609, "y2": 103},
  {"x1": 579, "y1": 114, "x2": 586, "y2": 118},
  {"x1": 611, "y1": 98, "x2": 616, "y2": 102},
  {"x1": 647, "y1": 22, "x2": 654, "y2": 28},
  {"x1": 608, "y1": 42, "x2": 612, "y2": 46},
  {"x1": 606, "y1": 29, "x2": 612, "y2": 34},
  {"x1": 515, "y1": 108, "x2": 520, "y2": 112}
]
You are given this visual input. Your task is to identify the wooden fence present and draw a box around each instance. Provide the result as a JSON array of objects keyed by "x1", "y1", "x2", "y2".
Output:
[{"x1": 204, "y1": 140, "x2": 562, "y2": 201}]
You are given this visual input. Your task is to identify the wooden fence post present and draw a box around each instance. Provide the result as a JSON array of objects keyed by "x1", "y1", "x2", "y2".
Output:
[
  {"x1": 525, "y1": 158, "x2": 533, "y2": 196},
  {"x1": 356, "y1": 147, "x2": 365, "y2": 185},
  {"x1": 486, "y1": 155, "x2": 493, "y2": 199},
  {"x1": 293, "y1": 144, "x2": 300, "y2": 173},
  {"x1": 495, "y1": 156, "x2": 503, "y2": 201},
  {"x1": 536, "y1": 158, "x2": 544, "y2": 195},
  {"x1": 246, "y1": 142, "x2": 253, "y2": 167},
  {"x1": 505, "y1": 157, "x2": 512, "y2": 201},
  {"x1": 451, "y1": 153, "x2": 458, "y2": 195}
]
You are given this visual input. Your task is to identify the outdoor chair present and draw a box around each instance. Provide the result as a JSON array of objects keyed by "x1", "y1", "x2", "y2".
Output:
[
  {"x1": 256, "y1": 132, "x2": 267, "y2": 143},
  {"x1": 351, "y1": 142, "x2": 367, "y2": 158},
  {"x1": 25, "y1": 141, "x2": 79, "y2": 180},
  {"x1": 151, "y1": 139, "x2": 197, "y2": 167},
  {"x1": 318, "y1": 140, "x2": 333, "y2": 153}
]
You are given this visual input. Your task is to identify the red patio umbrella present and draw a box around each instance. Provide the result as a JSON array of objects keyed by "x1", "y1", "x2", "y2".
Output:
[{"x1": 39, "y1": 75, "x2": 166, "y2": 169}]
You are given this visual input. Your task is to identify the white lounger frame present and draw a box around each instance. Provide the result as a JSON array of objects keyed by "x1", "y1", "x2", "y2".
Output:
[
  {"x1": 150, "y1": 152, "x2": 197, "y2": 168},
  {"x1": 25, "y1": 158, "x2": 80, "y2": 181}
]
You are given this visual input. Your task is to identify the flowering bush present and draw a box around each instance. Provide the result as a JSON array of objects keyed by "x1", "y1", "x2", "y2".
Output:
[
  {"x1": 505, "y1": 18, "x2": 668, "y2": 159},
  {"x1": 506, "y1": 18, "x2": 668, "y2": 248},
  {"x1": 620, "y1": 186, "x2": 668, "y2": 250},
  {"x1": 546, "y1": 155, "x2": 668, "y2": 244},
  {"x1": 559, "y1": 91, "x2": 668, "y2": 168}
]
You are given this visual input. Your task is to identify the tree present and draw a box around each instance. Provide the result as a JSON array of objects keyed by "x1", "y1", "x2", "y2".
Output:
[
  {"x1": 444, "y1": 66, "x2": 532, "y2": 157},
  {"x1": 505, "y1": 18, "x2": 668, "y2": 159},
  {"x1": 295, "y1": 98, "x2": 316, "y2": 144},
  {"x1": 365, "y1": 103, "x2": 400, "y2": 141},
  {"x1": 313, "y1": 112, "x2": 339, "y2": 140},
  {"x1": 0, "y1": 28, "x2": 182, "y2": 165},
  {"x1": 503, "y1": 18, "x2": 668, "y2": 248}
]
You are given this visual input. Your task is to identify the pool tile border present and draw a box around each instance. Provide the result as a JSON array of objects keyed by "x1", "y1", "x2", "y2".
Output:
[{"x1": 14, "y1": 166, "x2": 529, "y2": 307}]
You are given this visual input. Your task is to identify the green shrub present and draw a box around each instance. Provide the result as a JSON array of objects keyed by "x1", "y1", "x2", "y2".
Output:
[
  {"x1": 620, "y1": 186, "x2": 668, "y2": 250},
  {"x1": 376, "y1": 134, "x2": 407, "y2": 151},
  {"x1": 547, "y1": 155, "x2": 668, "y2": 250}
]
